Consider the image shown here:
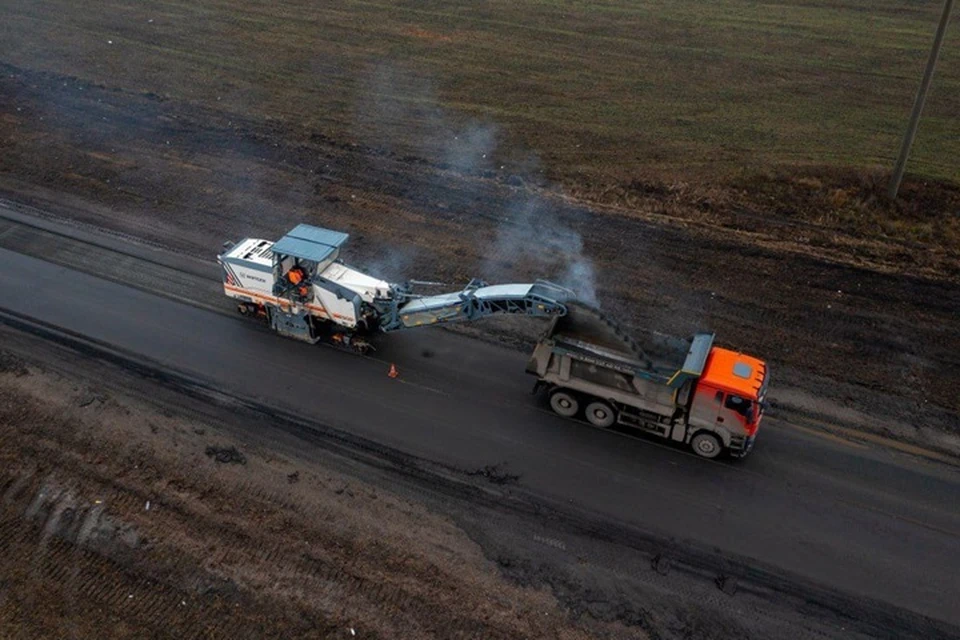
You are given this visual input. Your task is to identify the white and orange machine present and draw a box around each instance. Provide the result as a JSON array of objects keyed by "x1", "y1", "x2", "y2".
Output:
[{"x1": 218, "y1": 224, "x2": 574, "y2": 351}]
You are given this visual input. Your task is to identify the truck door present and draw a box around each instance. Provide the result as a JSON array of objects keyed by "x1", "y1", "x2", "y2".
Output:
[
  {"x1": 717, "y1": 392, "x2": 750, "y2": 434},
  {"x1": 689, "y1": 385, "x2": 746, "y2": 434}
]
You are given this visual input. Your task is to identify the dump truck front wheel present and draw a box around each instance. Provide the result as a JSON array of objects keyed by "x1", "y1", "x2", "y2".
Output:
[
  {"x1": 585, "y1": 400, "x2": 616, "y2": 428},
  {"x1": 691, "y1": 432, "x2": 722, "y2": 459},
  {"x1": 549, "y1": 390, "x2": 580, "y2": 418}
]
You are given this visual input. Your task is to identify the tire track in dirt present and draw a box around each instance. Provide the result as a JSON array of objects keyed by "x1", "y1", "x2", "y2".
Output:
[{"x1": 0, "y1": 471, "x2": 235, "y2": 640}]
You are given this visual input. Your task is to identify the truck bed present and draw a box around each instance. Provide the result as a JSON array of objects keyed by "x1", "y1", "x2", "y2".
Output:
[{"x1": 548, "y1": 303, "x2": 692, "y2": 376}]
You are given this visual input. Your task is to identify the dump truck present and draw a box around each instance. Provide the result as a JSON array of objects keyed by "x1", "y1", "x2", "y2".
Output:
[{"x1": 526, "y1": 304, "x2": 769, "y2": 458}]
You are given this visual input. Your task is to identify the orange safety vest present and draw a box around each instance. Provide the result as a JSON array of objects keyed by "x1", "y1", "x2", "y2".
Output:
[{"x1": 288, "y1": 268, "x2": 304, "y2": 285}]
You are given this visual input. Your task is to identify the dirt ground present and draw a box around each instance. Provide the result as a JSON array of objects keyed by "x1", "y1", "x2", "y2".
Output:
[
  {"x1": 0, "y1": 347, "x2": 645, "y2": 640},
  {"x1": 1, "y1": 62, "x2": 958, "y2": 456}
]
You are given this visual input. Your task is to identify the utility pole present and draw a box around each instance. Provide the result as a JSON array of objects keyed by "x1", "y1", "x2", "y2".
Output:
[{"x1": 888, "y1": 0, "x2": 954, "y2": 199}]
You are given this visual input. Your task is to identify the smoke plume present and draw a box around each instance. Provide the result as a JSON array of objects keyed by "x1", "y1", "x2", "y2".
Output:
[
  {"x1": 352, "y1": 62, "x2": 600, "y2": 305},
  {"x1": 484, "y1": 189, "x2": 599, "y2": 306}
]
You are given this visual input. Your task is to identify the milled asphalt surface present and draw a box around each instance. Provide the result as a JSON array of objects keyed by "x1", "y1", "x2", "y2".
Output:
[{"x1": 0, "y1": 208, "x2": 958, "y2": 627}]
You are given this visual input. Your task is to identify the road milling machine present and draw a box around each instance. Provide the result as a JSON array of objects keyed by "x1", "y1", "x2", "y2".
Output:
[{"x1": 218, "y1": 224, "x2": 573, "y2": 352}]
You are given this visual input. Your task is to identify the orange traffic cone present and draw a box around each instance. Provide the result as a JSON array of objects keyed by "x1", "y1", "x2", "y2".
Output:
[{"x1": 388, "y1": 363, "x2": 399, "y2": 379}]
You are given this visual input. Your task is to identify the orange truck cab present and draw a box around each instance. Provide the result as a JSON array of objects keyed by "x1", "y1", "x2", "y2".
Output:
[{"x1": 688, "y1": 348, "x2": 768, "y2": 457}]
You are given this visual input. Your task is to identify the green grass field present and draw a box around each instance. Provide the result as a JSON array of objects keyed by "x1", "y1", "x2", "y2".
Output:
[{"x1": 2, "y1": 0, "x2": 958, "y2": 183}]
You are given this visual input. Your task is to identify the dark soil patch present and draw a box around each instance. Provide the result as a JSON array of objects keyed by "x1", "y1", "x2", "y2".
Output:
[
  {"x1": 204, "y1": 445, "x2": 247, "y2": 465},
  {"x1": 729, "y1": 166, "x2": 960, "y2": 250},
  {"x1": 467, "y1": 464, "x2": 520, "y2": 485},
  {"x1": 0, "y1": 351, "x2": 28, "y2": 377}
]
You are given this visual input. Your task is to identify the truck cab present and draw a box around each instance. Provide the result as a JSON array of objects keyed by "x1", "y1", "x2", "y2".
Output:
[{"x1": 688, "y1": 348, "x2": 768, "y2": 457}]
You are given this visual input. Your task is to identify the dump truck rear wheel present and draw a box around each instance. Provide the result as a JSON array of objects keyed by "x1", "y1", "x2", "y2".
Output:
[
  {"x1": 691, "y1": 432, "x2": 722, "y2": 459},
  {"x1": 549, "y1": 390, "x2": 580, "y2": 417},
  {"x1": 585, "y1": 401, "x2": 616, "y2": 428}
]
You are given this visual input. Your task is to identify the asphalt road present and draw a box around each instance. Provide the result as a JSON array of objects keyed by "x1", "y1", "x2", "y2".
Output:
[{"x1": 1, "y1": 241, "x2": 958, "y2": 627}]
